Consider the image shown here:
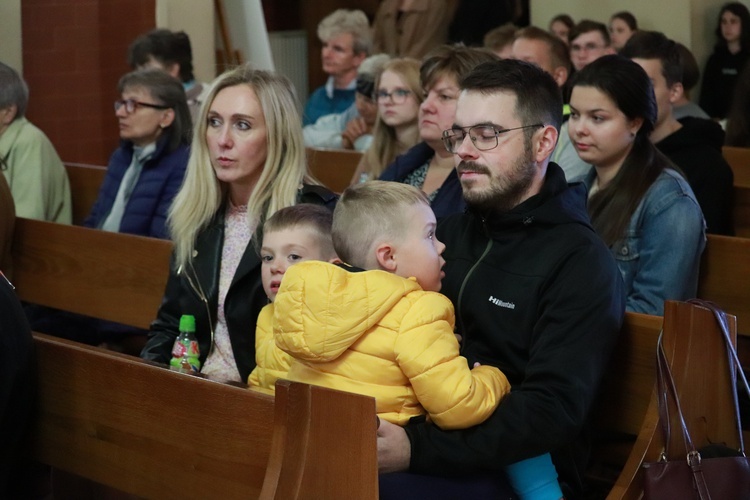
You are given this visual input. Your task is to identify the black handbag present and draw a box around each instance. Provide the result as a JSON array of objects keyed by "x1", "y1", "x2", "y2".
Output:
[{"x1": 642, "y1": 300, "x2": 750, "y2": 499}]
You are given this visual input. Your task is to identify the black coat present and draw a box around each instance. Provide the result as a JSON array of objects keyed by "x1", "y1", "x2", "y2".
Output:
[
  {"x1": 0, "y1": 273, "x2": 34, "y2": 495},
  {"x1": 141, "y1": 185, "x2": 337, "y2": 381}
]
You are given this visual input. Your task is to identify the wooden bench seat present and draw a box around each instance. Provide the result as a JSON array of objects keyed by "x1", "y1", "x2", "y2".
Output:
[{"x1": 27, "y1": 333, "x2": 378, "y2": 499}]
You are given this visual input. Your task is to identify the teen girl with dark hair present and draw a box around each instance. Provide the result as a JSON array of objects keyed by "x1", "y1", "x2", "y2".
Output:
[{"x1": 568, "y1": 55, "x2": 705, "y2": 315}]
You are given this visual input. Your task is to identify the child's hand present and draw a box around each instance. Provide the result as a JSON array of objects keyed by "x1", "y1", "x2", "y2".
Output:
[{"x1": 473, "y1": 361, "x2": 481, "y2": 368}]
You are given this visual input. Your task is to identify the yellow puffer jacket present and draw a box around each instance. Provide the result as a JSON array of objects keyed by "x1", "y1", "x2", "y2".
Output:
[
  {"x1": 248, "y1": 304, "x2": 291, "y2": 394},
  {"x1": 274, "y1": 261, "x2": 511, "y2": 430}
]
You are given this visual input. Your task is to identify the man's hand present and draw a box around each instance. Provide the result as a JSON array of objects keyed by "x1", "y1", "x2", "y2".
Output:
[
  {"x1": 377, "y1": 419, "x2": 411, "y2": 473},
  {"x1": 341, "y1": 117, "x2": 370, "y2": 149}
]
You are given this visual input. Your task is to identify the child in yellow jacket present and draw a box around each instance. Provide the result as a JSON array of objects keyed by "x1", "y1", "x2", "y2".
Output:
[
  {"x1": 255, "y1": 182, "x2": 562, "y2": 500},
  {"x1": 247, "y1": 203, "x2": 340, "y2": 391}
]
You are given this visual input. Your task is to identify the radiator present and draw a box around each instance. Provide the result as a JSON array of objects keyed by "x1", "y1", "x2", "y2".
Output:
[{"x1": 269, "y1": 30, "x2": 308, "y2": 112}]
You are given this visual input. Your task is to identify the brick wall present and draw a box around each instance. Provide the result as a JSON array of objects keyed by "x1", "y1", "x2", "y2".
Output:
[{"x1": 22, "y1": 0, "x2": 155, "y2": 165}]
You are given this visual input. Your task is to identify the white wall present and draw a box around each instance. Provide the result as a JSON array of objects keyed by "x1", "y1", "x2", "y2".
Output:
[
  {"x1": 156, "y1": 0, "x2": 216, "y2": 83},
  {"x1": 530, "y1": 0, "x2": 749, "y2": 68}
]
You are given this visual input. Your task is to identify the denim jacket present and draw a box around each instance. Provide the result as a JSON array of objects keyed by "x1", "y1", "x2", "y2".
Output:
[{"x1": 582, "y1": 168, "x2": 706, "y2": 315}]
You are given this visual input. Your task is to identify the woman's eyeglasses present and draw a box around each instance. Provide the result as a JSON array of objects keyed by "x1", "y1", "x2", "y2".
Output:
[
  {"x1": 114, "y1": 98, "x2": 170, "y2": 114},
  {"x1": 375, "y1": 89, "x2": 412, "y2": 104}
]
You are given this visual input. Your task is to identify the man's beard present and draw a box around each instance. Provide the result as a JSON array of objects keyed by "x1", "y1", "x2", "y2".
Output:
[{"x1": 458, "y1": 142, "x2": 537, "y2": 214}]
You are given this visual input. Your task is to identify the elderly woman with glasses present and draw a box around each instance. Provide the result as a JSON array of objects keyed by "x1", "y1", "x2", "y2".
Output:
[
  {"x1": 378, "y1": 45, "x2": 497, "y2": 219},
  {"x1": 84, "y1": 68, "x2": 191, "y2": 239}
]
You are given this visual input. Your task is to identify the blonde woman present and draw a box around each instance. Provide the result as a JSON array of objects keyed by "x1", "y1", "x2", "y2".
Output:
[
  {"x1": 141, "y1": 65, "x2": 336, "y2": 383},
  {"x1": 352, "y1": 58, "x2": 422, "y2": 184}
]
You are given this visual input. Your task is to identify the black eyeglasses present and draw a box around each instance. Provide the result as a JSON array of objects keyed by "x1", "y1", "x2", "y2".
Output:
[
  {"x1": 375, "y1": 89, "x2": 412, "y2": 104},
  {"x1": 114, "y1": 98, "x2": 170, "y2": 114},
  {"x1": 442, "y1": 124, "x2": 543, "y2": 153}
]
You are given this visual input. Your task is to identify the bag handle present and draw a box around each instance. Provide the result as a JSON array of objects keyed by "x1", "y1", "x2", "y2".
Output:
[
  {"x1": 656, "y1": 337, "x2": 716, "y2": 499},
  {"x1": 653, "y1": 300, "x2": 749, "y2": 500}
]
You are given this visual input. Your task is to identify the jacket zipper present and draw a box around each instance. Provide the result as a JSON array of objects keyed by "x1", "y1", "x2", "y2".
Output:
[
  {"x1": 180, "y1": 261, "x2": 216, "y2": 360},
  {"x1": 456, "y1": 236, "x2": 494, "y2": 352}
]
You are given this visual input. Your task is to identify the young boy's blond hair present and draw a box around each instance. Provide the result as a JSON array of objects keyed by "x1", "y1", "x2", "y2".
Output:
[{"x1": 332, "y1": 181, "x2": 429, "y2": 270}]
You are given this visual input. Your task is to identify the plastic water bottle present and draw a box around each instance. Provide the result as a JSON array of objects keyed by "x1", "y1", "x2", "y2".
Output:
[{"x1": 169, "y1": 315, "x2": 201, "y2": 373}]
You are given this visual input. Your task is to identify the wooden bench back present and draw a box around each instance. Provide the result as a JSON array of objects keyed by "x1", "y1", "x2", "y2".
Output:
[
  {"x1": 722, "y1": 146, "x2": 750, "y2": 237},
  {"x1": 723, "y1": 146, "x2": 750, "y2": 186},
  {"x1": 698, "y1": 234, "x2": 750, "y2": 338},
  {"x1": 28, "y1": 333, "x2": 378, "y2": 499},
  {"x1": 11, "y1": 217, "x2": 172, "y2": 329},
  {"x1": 605, "y1": 301, "x2": 739, "y2": 500},
  {"x1": 306, "y1": 147, "x2": 361, "y2": 193},
  {"x1": 64, "y1": 162, "x2": 107, "y2": 225}
]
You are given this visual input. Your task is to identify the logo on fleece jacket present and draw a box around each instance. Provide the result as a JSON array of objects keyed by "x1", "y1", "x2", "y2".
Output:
[{"x1": 489, "y1": 296, "x2": 515, "y2": 309}]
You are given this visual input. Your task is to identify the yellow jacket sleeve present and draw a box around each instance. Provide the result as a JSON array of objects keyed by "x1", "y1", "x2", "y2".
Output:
[
  {"x1": 394, "y1": 293, "x2": 511, "y2": 430},
  {"x1": 248, "y1": 304, "x2": 293, "y2": 391}
]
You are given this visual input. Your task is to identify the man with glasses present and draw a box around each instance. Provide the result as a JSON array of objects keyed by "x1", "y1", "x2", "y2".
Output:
[
  {"x1": 377, "y1": 59, "x2": 625, "y2": 499},
  {"x1": 569, "y1": 20, "x2": 615, "y2": 71}
]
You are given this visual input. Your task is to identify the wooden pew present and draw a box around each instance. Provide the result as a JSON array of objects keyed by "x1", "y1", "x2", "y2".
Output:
[
  {"x1": 27, "y1": 333, "x2": 378, "y2": 499},
  {"x1": 306, "y1": 147, "x2": 362, "y2": 193},
  {"x1": 594, "y1": 301, "x2": 739, "y2": 500},
  {"x1": 11, "y1": 217, "x2": 171, "y2": 330},
  {"x1": 586, "y1": 312, "x2": 663, "y2": 496},
  {"x1": 722, "y1": 146, "x2": 750, "y2": 237},
  {"x1": 723, "y1": 146, "x2": 750, "y2": 185},
  {"x1": 64, "y1": 162, "x2": 107, "y2": 225},
  {"x1": 698, "y1": 234, "x2": 750, "y2": 338}
]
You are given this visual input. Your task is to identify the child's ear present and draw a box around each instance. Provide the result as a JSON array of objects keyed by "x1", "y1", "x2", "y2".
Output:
[
  {"x1": 328, "y1": 256, "x2": 342, "y2": 264},
  {"x1": 375, "y1": 243, "x2": 397, "y2": 272}
]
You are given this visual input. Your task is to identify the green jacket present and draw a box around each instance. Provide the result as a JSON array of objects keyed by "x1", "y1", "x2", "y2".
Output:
[{"x1": 0, "y1": 117, "x2": 71, "y2": 223}]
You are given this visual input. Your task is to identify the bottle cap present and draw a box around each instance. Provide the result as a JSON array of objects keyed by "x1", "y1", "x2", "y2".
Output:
[{"x1": 179, "y1": 314, "x2": 196, "y2": 332}]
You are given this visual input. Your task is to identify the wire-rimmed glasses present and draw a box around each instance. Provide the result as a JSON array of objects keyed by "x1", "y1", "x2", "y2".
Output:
[{"x1": 442, "y1": 124, "x2": 543, "y2": 153}]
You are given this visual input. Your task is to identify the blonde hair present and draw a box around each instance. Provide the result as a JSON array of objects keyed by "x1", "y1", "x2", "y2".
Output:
[
  {"x1": 360, "y1": 58, "x2": 422, "y2": 180},
  {"x1": 169, "y1": 65, "x2": 313, "y2": 269},
  {"x1": 317, "y1": 9, "x2": 372, "y2": 55},
  {"x1": 332, "y1": 181, "x2": 428, "y2": 269}
]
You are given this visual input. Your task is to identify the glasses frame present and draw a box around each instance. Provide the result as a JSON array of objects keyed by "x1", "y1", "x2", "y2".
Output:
[
  {"x1": 375, "y1": 88, "x2": 412, "y2": 105},
  {"x1": 442, "y1": 123, "x2": 543, "y2": 154},
  {"x1": 114, "y1": 98, "x2": 170, "y2": 114}
]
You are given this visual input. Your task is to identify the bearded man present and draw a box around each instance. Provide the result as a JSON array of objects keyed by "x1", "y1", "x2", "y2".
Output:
[{"x1": 377, "y1": 59, "x2": 626, "y2": 500}]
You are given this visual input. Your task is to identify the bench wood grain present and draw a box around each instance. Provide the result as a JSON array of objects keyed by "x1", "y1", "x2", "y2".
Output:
[
  {"x1": 27, "y1": 333, "x2": 378, "y2": 499},
  {"x1": 11, "y1": 217, "x2": 172, "y2": 330}
]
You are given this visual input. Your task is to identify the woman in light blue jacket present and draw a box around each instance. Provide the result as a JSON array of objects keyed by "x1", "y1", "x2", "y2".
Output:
[{"x1": 567, "y1": 55, "x2": 705, "y2": 315}]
